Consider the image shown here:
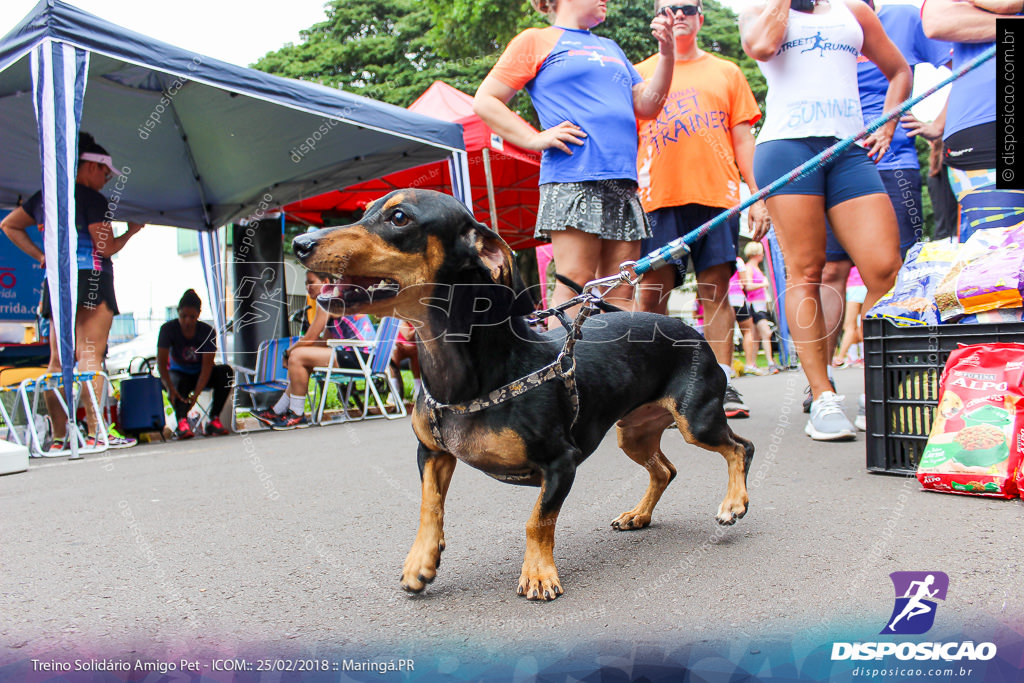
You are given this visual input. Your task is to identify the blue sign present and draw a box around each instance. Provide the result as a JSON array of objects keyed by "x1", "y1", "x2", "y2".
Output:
[{"x1": 0, "y1": 209, "x2": 45, "y2": 321}]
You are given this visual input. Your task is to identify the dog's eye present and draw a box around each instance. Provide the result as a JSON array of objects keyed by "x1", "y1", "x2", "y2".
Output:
[{"x1": 389, "y1": 210, "x2": 409, "y2": 227}]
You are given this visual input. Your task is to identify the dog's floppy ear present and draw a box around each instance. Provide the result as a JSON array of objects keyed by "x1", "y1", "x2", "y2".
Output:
[
  {"x1": 455, "y1": 219, "x2": 536, "y2": 319},
  {"x1": 467, "y1": 222, "x2": 515, "y2": 286}
]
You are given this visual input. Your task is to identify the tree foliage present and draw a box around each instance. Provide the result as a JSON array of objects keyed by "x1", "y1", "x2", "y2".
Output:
[
  {"x1": 252, "y1": 0, "x2": 494, "y2": 107},
  {"x1": 252, "y1": 0, "x2": 767, "y2": 116}
]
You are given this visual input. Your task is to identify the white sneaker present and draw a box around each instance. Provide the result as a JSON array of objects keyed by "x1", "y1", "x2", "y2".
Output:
[
  {"x1": 805, "y1": 391, "x2": 857, "y2": 441},
  {"x1": 855, "y1": 393, "x2": 866, "y2": 432}
]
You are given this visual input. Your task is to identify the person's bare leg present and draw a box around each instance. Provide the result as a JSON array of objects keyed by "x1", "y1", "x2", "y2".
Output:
[
  {"x1": 597, "y1": 238, "x2": 641, "y2": 310},
  {"x1": 827, "y1": 195, "x2": 902, "y2": 315},
  {"x1": 75, "y1": 302, "x2": 114, "y2": 436},
  {"x1": 756, "y1": 318, "x2": 775, "y2": 366},
  {"x1": 548, "y1": 229, "x2": 601, "y2": 325},
  {"x1": 821, "y1": 259, "x2": 851, "y2": 363},
  {"x1": 696, "y1": 263, "x2": 735, "y2": 371},
  {"x1": 286, "y1": 346, "x2": 334, "y2": 398},
  {"x1": 739, "y1": 317, "x2": 757, "y2": 369},
  {"x1": 765, "y1": 195, "x2": 833, "y2": 400},
  {"x1": 43, "y1": 328, "x2": 67, "y2": 441},
  {"x1": 834, "y1": 300, "x2": 862, "y2": 365},
  {"x1": 634, "y1": 265, "x2": 675, "y2": 315}
]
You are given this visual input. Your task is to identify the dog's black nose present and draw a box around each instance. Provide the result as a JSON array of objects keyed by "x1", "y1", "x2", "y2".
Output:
[{"x1": 292, "y1": 233, "x2": 317, "y2": 262}]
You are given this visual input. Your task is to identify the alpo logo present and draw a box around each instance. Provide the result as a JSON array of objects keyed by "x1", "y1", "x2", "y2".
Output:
[{"x1": 881, "y1": 571, "x2": 949, "y2": 635}]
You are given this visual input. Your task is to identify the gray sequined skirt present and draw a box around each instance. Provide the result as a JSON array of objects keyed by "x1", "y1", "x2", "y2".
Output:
[{"x1": 535, "y1": 179, "x2": 651, "y2": 242}]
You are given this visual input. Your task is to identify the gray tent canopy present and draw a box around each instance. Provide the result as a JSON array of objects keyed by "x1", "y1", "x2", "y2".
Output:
[{"x1": 0, "y1": 0, "x2": 469, "y2": 229}]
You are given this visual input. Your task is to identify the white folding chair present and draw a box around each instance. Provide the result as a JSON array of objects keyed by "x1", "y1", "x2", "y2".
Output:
[
  {"x1": 19, "y1": 371, "x2": 113, "y2": 457},
  {"x1": 313, "y1": 317, "x2": 407, "y2": 424}
]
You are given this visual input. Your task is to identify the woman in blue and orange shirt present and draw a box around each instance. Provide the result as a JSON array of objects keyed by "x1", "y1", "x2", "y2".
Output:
[{"x1": 474, "y1": 0, "x2": 677, "y2": 312}]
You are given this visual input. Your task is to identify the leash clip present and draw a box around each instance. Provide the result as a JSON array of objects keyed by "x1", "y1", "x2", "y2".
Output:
[{"x1": 618, "y1": 260, "x2": 642, "y2": 287}]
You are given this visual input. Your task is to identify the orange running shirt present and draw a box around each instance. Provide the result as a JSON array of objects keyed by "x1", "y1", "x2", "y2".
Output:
[{"x1": 635, "y1": 52, "x2": 761, "y2": 212}]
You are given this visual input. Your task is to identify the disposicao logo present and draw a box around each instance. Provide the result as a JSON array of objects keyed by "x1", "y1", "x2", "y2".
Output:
[
  {"x1": 882, "y1": 571, "x2": 948, "y2": 635},
  {"x1": 831, "y1": 572, "x2": 997, "y2": 663}
]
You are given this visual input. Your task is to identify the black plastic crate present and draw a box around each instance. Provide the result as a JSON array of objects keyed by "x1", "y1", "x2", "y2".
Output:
[{"x1": 862, "y1": 318, "x2": 1024, "y2": 475}]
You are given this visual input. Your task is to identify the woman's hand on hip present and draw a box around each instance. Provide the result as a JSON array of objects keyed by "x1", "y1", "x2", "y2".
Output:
[
  {"x1": 862, "y1": 121, "x2": 896, "y2": 163},
  {"x1": 528, "y1": 122, "x2": 587, "y2": 155}
]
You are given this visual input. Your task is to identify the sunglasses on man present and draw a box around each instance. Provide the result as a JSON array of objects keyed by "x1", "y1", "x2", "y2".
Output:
[{"x1": 659, "y1": 4, "x2": 702, "y2": 16}]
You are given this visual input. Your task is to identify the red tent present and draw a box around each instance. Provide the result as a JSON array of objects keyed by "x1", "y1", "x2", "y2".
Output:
[{"x1": 283, "y1": 81, "x2": 542, "y2": 250}]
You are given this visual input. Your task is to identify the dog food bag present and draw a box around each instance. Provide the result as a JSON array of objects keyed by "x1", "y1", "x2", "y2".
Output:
[
  {"x1": 916, "y1": 343, "x2": 1024, "y2": 498},
  {"x1": 867, "y1": 239, "x2": 960, "y2": 326},
  {"x1": 956, "y1": 224, "x2": 1024, "y2": 315},
  {"x1": 934, "y1": 226, "x2": 1022, "y2": 322},
  {"x1": 958, "y1": 308, "x2": 1024, "y2": 325}
]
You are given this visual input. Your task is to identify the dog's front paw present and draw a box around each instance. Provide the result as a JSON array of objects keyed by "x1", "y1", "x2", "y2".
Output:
[
  {"x1": 400, "y1": 538, "x2": 445, "y2": 593},
  {"x1": 715, "y1": 498, "x2": 749, "y2": 526},
  {"x1": 517, "y1": 564, "x2": 563, "y2": 601},
  {"x1": 610, "y1": 510, "x2": 652, "y2": 531}
]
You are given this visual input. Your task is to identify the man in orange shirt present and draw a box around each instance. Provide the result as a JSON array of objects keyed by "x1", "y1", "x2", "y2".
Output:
[{"x1": 634, "y1": 0, "x2": 770, "y2": 418}]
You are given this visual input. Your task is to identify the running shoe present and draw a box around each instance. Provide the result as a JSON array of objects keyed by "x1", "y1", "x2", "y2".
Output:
[
  {"x1": 270, "y1": 411, "x2": 310, "y2": 430},
  {"x1": 855, "y1": 393, "x2": 867, "y2": 432},
  {"x1": 205, "y1": 417, "x2": 230, "y2": 436},
  {"x1": 803, "y1": 377, "x2": 837, "y2": 413},
  {"x1": 41, "y1": 439, "x2": 67, "y2": 457},
  {"x1": 175, "y1": 417, "x2": 194, "y2": 440},
  {"x1": 106, "y1": 425, "x2": 137, "y2": 449},
  {"x1": 252, "y1": 409, "x2": 280, "y2": 427},
  {"x1": 804, "y1": 391, "x2": 857, "y2": 441},
  {"x1": 723, "y1": 384, "x2": 750, "y2": 419}
]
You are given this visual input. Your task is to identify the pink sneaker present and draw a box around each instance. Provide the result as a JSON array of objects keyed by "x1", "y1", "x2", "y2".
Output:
[{"x1": 175, "y1": 418, "x2": 194, "y2": 440}]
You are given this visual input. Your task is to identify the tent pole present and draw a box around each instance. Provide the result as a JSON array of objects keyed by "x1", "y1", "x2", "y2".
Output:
[{"x1": 481, "y1": 147, "x2": 498, "y2": 233}]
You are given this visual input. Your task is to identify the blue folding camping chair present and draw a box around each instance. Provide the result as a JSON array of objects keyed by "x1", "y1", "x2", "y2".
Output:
[{"x1": 232, "y1": 335, "x2": 301, "y2": 431}]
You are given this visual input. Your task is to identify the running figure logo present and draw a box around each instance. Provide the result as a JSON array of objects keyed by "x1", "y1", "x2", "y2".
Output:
[
  {"x1": 800, "y1": 31, "x2": 828, "y2": 57},
  {"x1": 882, "y1": 571, "x2": 949, "y2": 635}
]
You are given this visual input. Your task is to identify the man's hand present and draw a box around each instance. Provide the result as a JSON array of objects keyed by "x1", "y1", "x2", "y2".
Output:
[{"x1": 748, "y1": 199, "x2": 771, "y2": 241}]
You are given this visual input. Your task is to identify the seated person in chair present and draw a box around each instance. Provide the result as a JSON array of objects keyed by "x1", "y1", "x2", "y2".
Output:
[
  {"x1": 253, "y1": 271, "x2": 373, "y2": 430},
  {"x1": 157, "y1": 289, "x2": 233, "y2": 439}
]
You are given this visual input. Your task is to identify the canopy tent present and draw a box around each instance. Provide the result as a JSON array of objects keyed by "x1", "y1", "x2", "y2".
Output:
[
  {"x1": 0, "y1": 0, "x2": 469, "y2": 451},
  {"x1": 283, "y1": 81, "x2": 542, "y2": 251}
]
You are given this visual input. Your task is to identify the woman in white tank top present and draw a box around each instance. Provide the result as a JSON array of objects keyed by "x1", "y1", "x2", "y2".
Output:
[{"x1": 738, "y1": 0, "x2": 911, "y2": 441}]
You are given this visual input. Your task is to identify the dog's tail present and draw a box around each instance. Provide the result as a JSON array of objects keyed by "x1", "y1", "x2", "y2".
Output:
[{"x1": 554, "y1": 274, "x2": 623, "y2": 314}]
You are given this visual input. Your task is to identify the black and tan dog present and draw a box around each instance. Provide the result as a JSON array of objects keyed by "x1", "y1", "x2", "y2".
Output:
[{"x1": 293, "y1": 189, "x2": 754, "y2": 601}]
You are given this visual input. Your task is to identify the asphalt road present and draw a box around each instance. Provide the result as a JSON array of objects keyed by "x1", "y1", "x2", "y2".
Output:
[{"x1": 2, "y1": 366, "x2": 1022, "y2": 679}]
